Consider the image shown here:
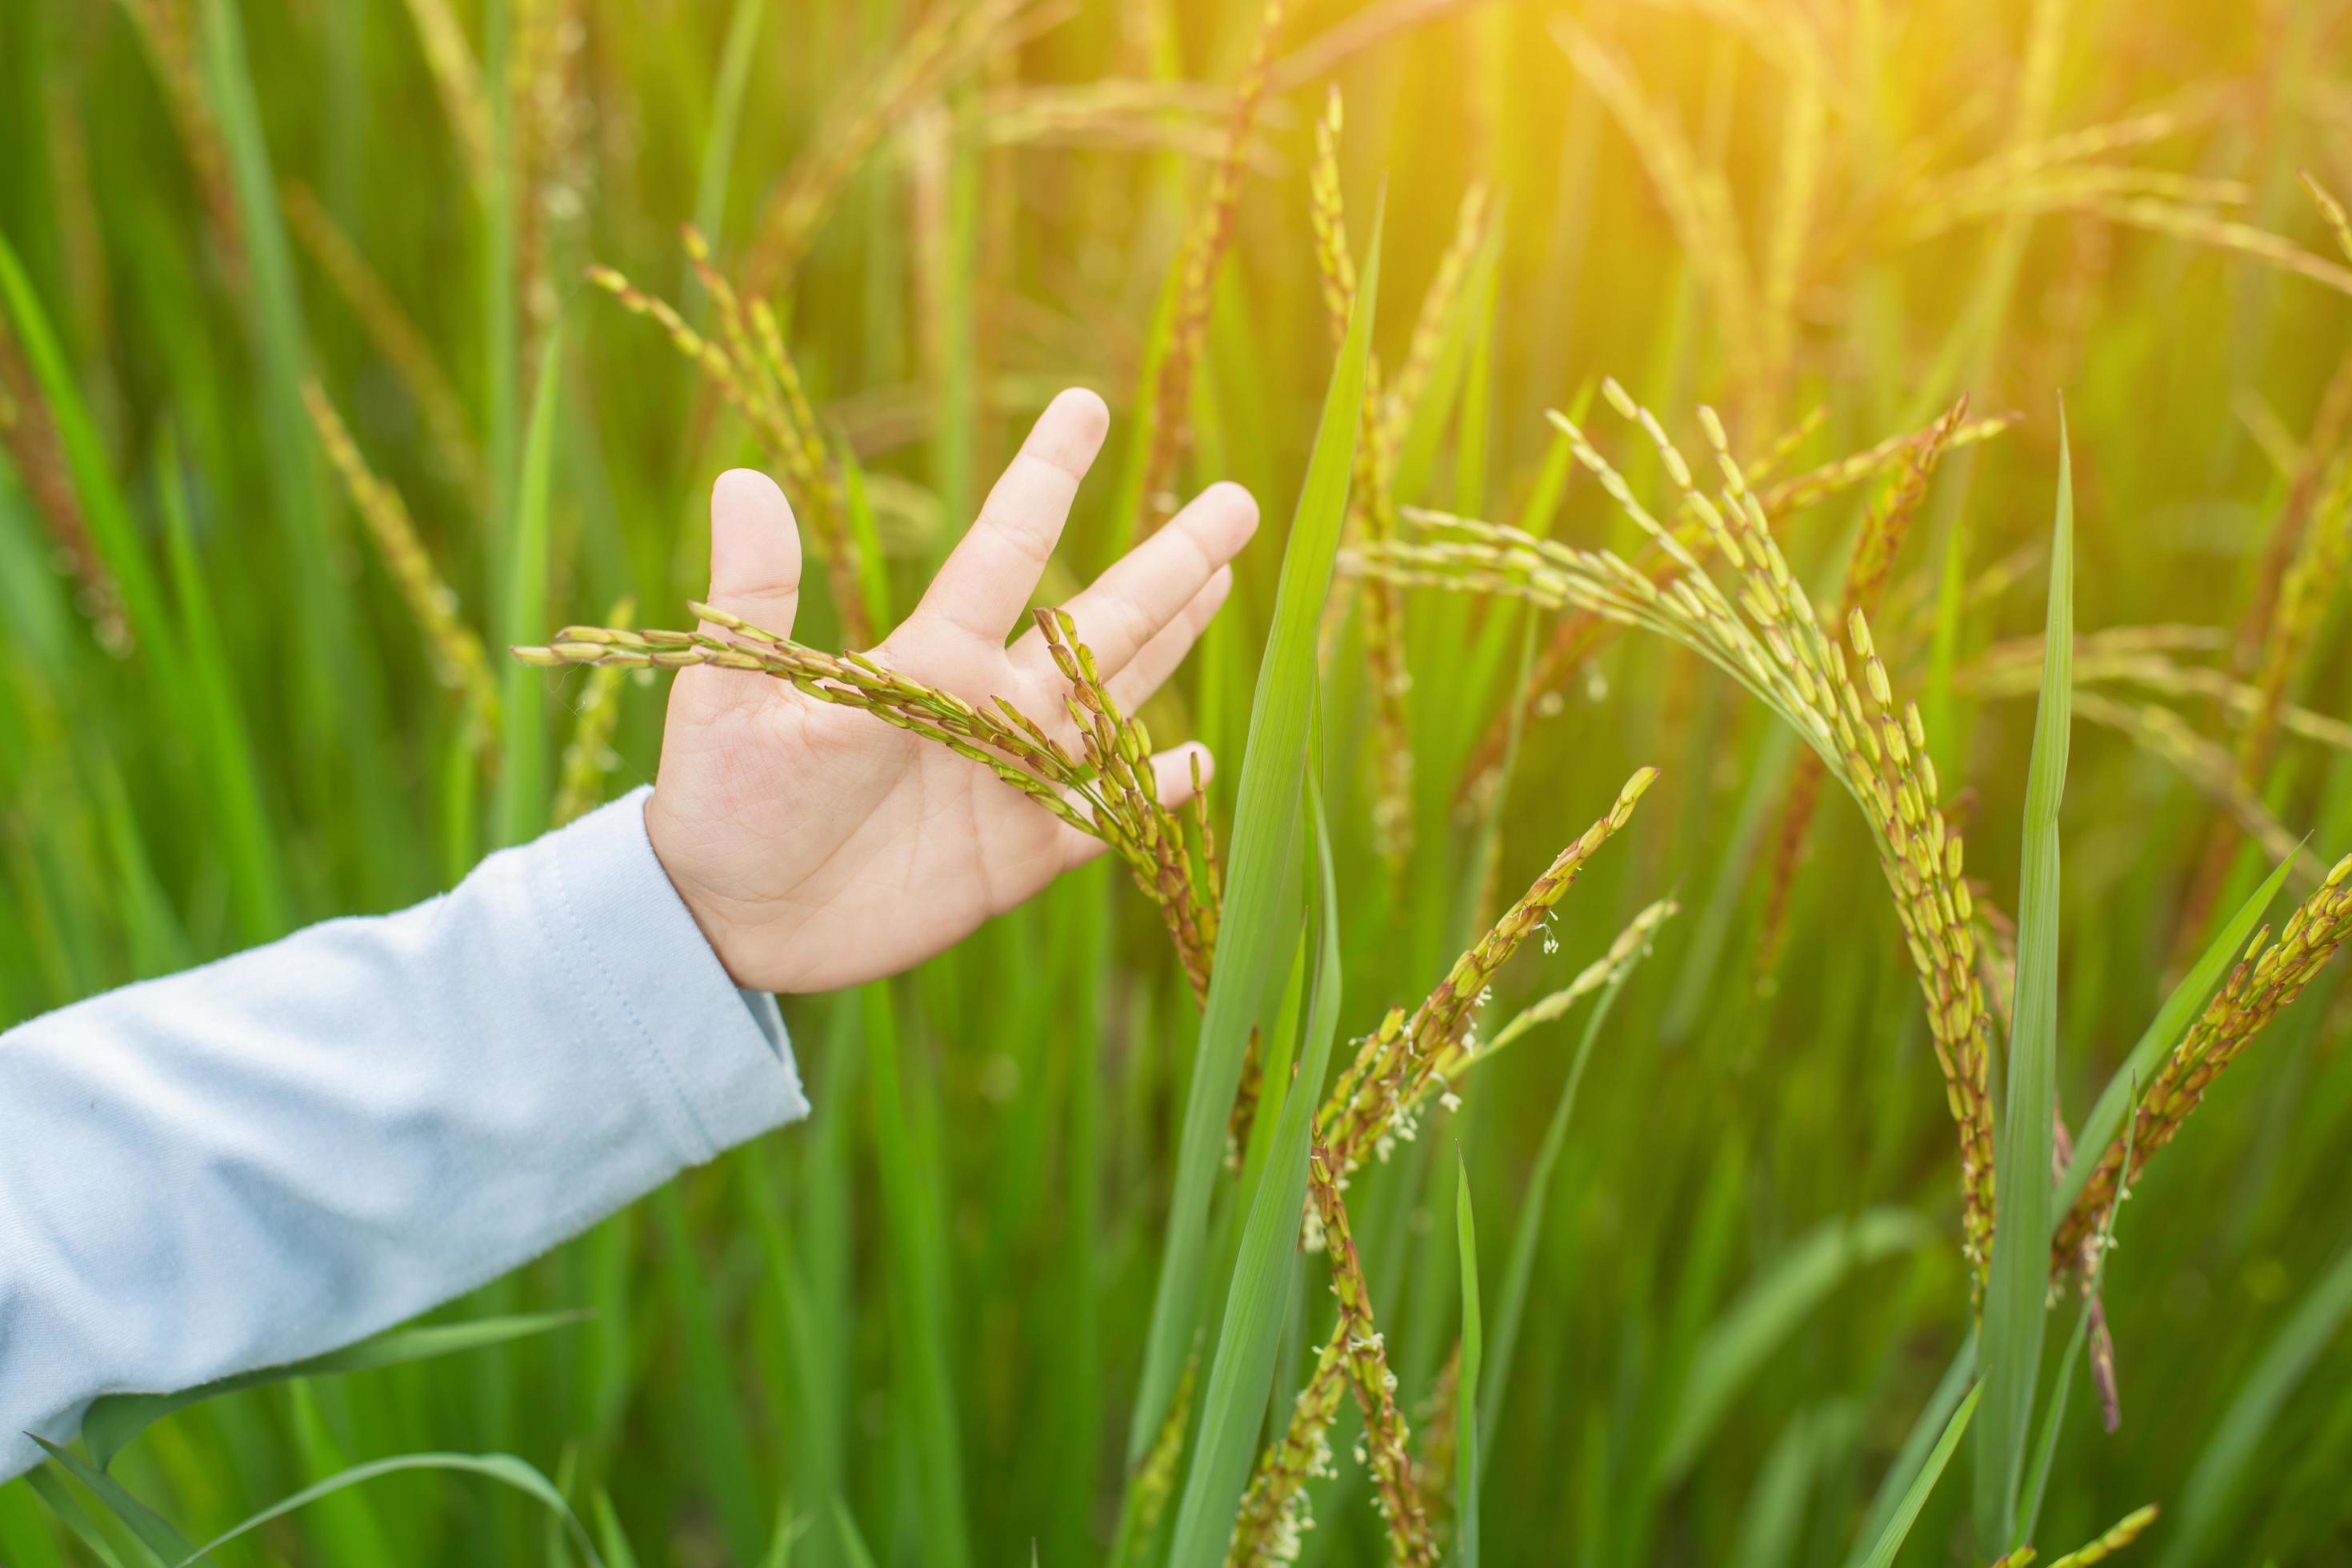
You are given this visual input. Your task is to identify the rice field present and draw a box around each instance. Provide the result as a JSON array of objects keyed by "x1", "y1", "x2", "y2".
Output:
[{"x1": 4, "y1": 0, "x2": 2352, "y2": 1563}]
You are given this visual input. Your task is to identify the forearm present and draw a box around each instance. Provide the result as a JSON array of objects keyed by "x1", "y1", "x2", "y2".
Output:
[{"x1": 0, "y1": 787, "x2": 807, "y2": 1480}]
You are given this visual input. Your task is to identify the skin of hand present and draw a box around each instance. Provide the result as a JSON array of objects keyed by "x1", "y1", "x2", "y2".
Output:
[{"x1": 645, "y1": 387, "x2": 1258, "y2": 994}]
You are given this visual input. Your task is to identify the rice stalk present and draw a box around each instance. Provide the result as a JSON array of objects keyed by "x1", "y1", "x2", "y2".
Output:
[
  {"x1": 2052, "y1": 850, "x2": 2352, "y2": 1259},
  {"x1": 302, "y1": 378, "x2": 498, "y2": 724},
  {"x1": 0, "y1": 324, "x2": 125, "y2": 651},
  {"x1": 1138, "y1": 0, "x2": 1290, "y2": 527},
  {"x1": 1215, "y1": 1129, "x2": 1434, "y2": 1566},
  {"x1": 1318, "y1": 766, "x2": 1657, "y2": 1182},
  {"x1": 551, "y1": 595, "x2": 635, "y2": 828},
  {"x1": 1756, "y1": 396, "x2": 1966, "y2": 983},
  {"x1": 2232, "y1": 352, "x2": 2352, "y2": 671},
  {"x1": 1962, "y1": 635, "x2": 2352, "y2": 755},
  {"x1": 2068, "y1": 692, "x2": 2302, "y2": 872},
  {"x1": 1915, "y1": 191, "x2": 2352, "y2": 297},
  {"x1": 1551, "y1": 14, "x2": 1759, "y2": 393},
  {"x1": 1906, "y1": 167, "x2": 2258, "y2": 241},
  {"x1": 1380, "y1": 183, "x2": 1494, "y2": 463},
  {"x1": 510, "y1": 0, "x2": 593, "y2": 354},
  {"x1": 972, "y1": 81, "x2": 1282, "y2": 163},
  {"x1": 1305, "y1": 1139, "x2": 1434, "y2": 1566},
  {"x1": 2302, "y1": 170, "x2": 2352, "y2": 264},
  {"x1": 1307, "y1": 87, "x2": 1413, "y2": 861},
  {"x1": 116, "y1": 0, "x2": 246, "y2": 285},
  {"x1": 2172, "y1": 450, "x2": 2352, "y2": 948},
  {"x1": 2236, "y1": 453, "x2": 2350, "y2": 786},
  {"x1": 1358, "y1": 386, "x2": 2000, "y2": 1273},
  {"x1": 282, "y1": 182, "x2": 485, "y2": 505},
  {"x1": 2002, "y1": 1502, "x2": 2162, "y2": 1567},
  {"x1": 398, "y1": 0, "x2": 494, "y2": 194},
  {"x1": 1761, "y1": 63, "x2": 1825, "y2": 398},
  {"x1": 1227, "y1": 798, "x2": 1658, "y2": 1562},
  {"x1": 743, "y1": 0, "x2": 1054, "y2": 297},
  {"x1": 588, "y1": 233, "x2": 874, "y2": 643},
  {"x1": 1453, "y1": 406, "x2": 2018, "y2": 790}
]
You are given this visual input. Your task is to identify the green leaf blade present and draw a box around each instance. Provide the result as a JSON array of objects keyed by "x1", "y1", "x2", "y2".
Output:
[
  {"x1": 1976, "y1": 411, "x2": 2074, "y2": 1549},
  {"x1": 1124, "y1": 203, "x2": 1382, "y2": 1470}
]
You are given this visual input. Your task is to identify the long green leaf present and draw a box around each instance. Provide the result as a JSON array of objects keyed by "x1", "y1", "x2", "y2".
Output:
[
  {"x1": 2158, "y1": 1235, "x2": 2352, "y2": 1568},
  {"x1": 2054, "y1": 843, "x2": 2300, "y2": 1223},
  {"x1": 866, "y1": 981, "x2": 972, "y2": 1568},
  {"x1": 687, "y1": 0, "x2": 770, "y2": 275},
  {"x1": 1658, "y1": 1208, "x2": 1933, "y2": 1486},
  {"x1": 24, "y1": 1463, "x2": 139, "y2": 1568},
  {"x1": 496, "y1": 326, "x2": 563, "y2": 847},
  {"x1": 1845, "y1": 1332, "x2": 1978, "y2": 1568},
  {"x1": 1478, "y1": 906, "x2": 1669, "y2": 1451},
  {"x1": 1166, "y1": 775, "x2": 1342, "y2": 1565},
  {"x1": 1455, "y1": 1151, "x2": 1485, "y2": 1568},
  {"x1": 1856, "y1": 1385, "x2": 1982, "y2": 1568},
  {"x1": 833, "y1": 1497, "x2": 881, "y2": 1568},
  {"x1": 1978, "y1": 414, "x2": 2074, "y2": 1550},
  {"x1": 1125, "y1": 205, "x2": 1382, "y2": 1467},
  {"x1": 198, "y1": 0, "x2": 392, "y2": 814},
  {"x1": 28, "y1": 1439, "x2": 205, "y2": 1567},
  {"x1": 82, "y1": 1311, "x2": 588, "y2": 1470},
  {"x1": 166, "y1": 1451, "x2": 601, "y2": 1568},
  {"x1": 155, "y1": 429, "x2": 287, "y2": 944}
]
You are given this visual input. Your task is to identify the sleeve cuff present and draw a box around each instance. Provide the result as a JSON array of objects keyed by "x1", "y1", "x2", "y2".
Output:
[{"x1": 526, "y1": 786, "x2": 810, "y2": 1162}]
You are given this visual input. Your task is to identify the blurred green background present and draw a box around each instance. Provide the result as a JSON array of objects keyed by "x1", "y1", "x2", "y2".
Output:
[{"x1": 2, "y1": 0, "x2": 2351, "y2": 1562}]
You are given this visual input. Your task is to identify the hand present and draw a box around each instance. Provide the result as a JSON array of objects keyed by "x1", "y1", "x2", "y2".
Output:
[{"x1": 645, "y1": 389, "x2": 1258, "y2": 993}]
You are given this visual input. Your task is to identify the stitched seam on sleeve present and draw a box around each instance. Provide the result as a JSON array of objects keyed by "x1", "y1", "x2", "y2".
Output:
[{"x1": 544, "y1": 832, "x2": 718, "y2": 1162}]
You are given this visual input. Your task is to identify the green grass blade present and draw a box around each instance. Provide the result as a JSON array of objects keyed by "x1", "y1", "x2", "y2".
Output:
[
  {"x1": 2054, "y1": 842, "x2": 2300, "y2": 1223},
  {"x1": 24, "y1": 1463, "x2": 138, "y2": 1568},
  {"x1": 838, "y1": 440, "x2": 894, "y2": 634},
  {"x1": 865, "y1": 982, "x2": 973, "y2": 1568},
  {"x1": 1977, "y1": 413, "x2": 2074, "y2": 1550},
  {"x1": 166, "y1": 1452, "x2": 602, "y2": 1568},
  {"x1": 1166, "y1": 774, "x2": 1342, "y2": 1566},
  {"x1": 1657, "y1": 1208, "x2": 1933, "y2": 1486},
  {"x1": 1845, "y1": 1331, "x2": 1978, "y2": 1568},
  {"x1": 833, "y1": 1497, "x2": 880, "y2": 1568},
  {"x1": 2158, "y1": 1234, "x2": 2352, "y2": 1566},
  {"x1": 1855, "y1": 1385, "x2": 1982, "y2": 1568},
  {"x1": 1478, "y1": 909, "x2": 1667, "y2": 1452},
  {"x1": 688, "y1": 0, "x2": 770, "y2": 276},
  {"x1": 1455, "y1": 1151, "x2": 1485, "y2": 1568},
  {"x1": 591, "y1": 1491, "x2": 642, "y2": 1568},
  {"x1": 155, "y1": 428, "x2": 287, "y2": 943},
  {"x1": 27, "y1": 1440, "x2": 202, "y2": 1566},
  {"x1": 496, "y1": 326, "x2": 563, "y2": 847},
  {"x1": 1125, "y1": 204, "x2": 1382, "y2": 1468},
  {"x1": 653, "y1": 1185, "x2": 769, "y2": 1564},
  {"x1": 195, "y1": 0, "x2": 368, "y2": 749},
  {"x1": 82, "y1": 1312, "x2": 588, "y2": 1470}
]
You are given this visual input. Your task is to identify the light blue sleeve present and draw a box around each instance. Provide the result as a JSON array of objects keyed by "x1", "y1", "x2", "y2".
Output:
[{"x1": 0, "y1": 786, "x2": 808, "y2": 1481}]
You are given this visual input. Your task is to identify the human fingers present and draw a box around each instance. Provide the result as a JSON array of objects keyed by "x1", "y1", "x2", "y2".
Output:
[{"x1": 1010, "y1": 479, "x2": 1256, "y2": 677}]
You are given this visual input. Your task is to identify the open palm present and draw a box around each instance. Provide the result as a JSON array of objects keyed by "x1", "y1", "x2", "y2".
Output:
[{"x1": 645, "y1": 389, "x2": 1258, "y2": 993}]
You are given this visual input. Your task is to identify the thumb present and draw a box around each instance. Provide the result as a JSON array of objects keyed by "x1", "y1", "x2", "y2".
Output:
[{"x1": 701, "y1": 468, "x2": 801, "y2": 637}]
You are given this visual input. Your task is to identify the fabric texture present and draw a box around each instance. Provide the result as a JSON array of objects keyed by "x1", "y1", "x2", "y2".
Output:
[{"x1": 0, "y1": 786, "x2": 806, "y2": 1480}]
